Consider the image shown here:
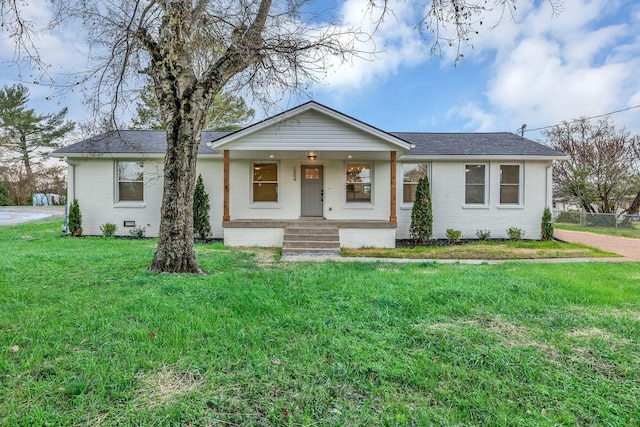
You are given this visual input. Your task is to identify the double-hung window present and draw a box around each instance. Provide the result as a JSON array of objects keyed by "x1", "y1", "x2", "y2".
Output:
[
  {"x1": 345, "y1": 163, "x2": 371, "y2": 203},
  {"x1": 402, "y1": 163, "x2": 428, "y2": 203},
  {"x1": 500, "y1": 164, "x2": 522, "y2": 205},
  {"x1": 253, "y1": 162, "x2": 278, "y2": 202},
  {"x1": 117, "y1": 161, "x2": 144, "y2": 203},
  {"x1": 464, "y1": 164, "x2": 487, "y2": 205}
]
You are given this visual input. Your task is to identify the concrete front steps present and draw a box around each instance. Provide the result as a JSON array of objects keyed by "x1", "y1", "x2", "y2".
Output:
[{"x1": 282, "y1": 223, "x2": 340, "y2": 256}]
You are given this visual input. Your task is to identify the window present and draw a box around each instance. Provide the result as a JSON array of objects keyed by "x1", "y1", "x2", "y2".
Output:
[
  {"x1": 253, "y1": 162, "x2": 278, "y2": 202},
  {"x1": 465, "y1": 164, "x2": 487, "y2": 205},
  {"x1": 304, "y1": 167, "x2": 320, "y2": 180},
  {"x1": 402, "y1": 163, "x2": 428, "y2": 203},
  {"x1": 117, "y1": 161, "x2": 144, "y2": 202},
  {"x1": 346, "y1": 163, "x2": 371, "y2": 203},
  {"x1": 500, "y1": 164, "x2": 521, "y2": 205}
]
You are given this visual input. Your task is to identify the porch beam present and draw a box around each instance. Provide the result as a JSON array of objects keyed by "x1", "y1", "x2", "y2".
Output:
[
  {"x1": 390, "y1": 151, "x2": 397, "y2": 223},
  {"x1": 223, "y1": 150, "x2": 230, "y2": 221}
]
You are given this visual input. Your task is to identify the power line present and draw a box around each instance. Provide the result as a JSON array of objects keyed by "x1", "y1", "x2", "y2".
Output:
[{"x1": 522, "y1": 104, "x2": 640, "y2": 134}]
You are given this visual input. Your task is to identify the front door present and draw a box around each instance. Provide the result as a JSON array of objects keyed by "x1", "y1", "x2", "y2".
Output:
[{"x1": 301, "y1": 165, "x2": 323, "y2": 217}]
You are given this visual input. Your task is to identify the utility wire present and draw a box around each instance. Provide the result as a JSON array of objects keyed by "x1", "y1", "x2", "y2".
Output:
[{"x1": 522, "y1": 104, "x2": 640, "y2": 134}]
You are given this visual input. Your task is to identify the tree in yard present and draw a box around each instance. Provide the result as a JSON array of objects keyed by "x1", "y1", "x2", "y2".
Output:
[
  {"x1": 410, "y1": 176, "x2": 433, "y2": 243},
  {"x1": 193, "y1": 174, "x2": 211, "y2": 241},
  {"x1": 132, "y1": 84, "x2": 254, "y2": 131},
  {"x1": 1, "y1": 0, "x2": 558, "y2": 273},
  {"x1": 545, "y1": 118, "x2": 640, "y2": 215},
  {"x1": 0, "y1": 84, "x2": 75, "y2": 185},
  {"x1": 68, "y1": 199, "x2": 82, "y2": 237},
  {"x1": 540, "y1": 207, "x2": 553, "y2": 241}
]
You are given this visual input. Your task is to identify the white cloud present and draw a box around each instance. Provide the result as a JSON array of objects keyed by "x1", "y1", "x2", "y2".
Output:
[
  {"x1": 319, "y1": 0, "x2": 427, "y2": 93},
  {"x1": 452, "y1": 0, "x2": 640, "y2": 135}
]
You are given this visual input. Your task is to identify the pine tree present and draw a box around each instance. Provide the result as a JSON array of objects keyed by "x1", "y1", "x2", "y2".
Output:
[
  {"x1": 68, "y1": 199, "x2": 82, "y2": 237},
  {"x1": 541, "y1": 207, "x2": 554, "y2": 241},
  {"x1": 0, "y1": 84, "x2": 75, "y2": 181},
  {"x1": 410, "y1": 176, "x2": 433, "y2": 243},
  {"x1": 193, "y1": 174, "x2": 211, "y2": 240},
  {"x1": 131, "y1": 84, "x2": 254, "y2": 131}
]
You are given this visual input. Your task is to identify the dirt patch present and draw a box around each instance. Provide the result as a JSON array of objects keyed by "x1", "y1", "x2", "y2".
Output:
[
  {"x1": 240, "y1": 247, "x2": 279, "y2": 267},
  {"x1": 135, "y1": 366, "x2": 205, "y2": 408},
  {"x1": 423, "y1": 315, "x2": 557, "y2": 355},
  {"x1": 568, "y1": 327, "x2": 632, "y2": 345}
]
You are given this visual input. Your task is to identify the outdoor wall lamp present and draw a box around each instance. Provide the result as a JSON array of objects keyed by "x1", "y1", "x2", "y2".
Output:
[{"x1": 306, "y1": 151, "x2": 317, "y2": 160}]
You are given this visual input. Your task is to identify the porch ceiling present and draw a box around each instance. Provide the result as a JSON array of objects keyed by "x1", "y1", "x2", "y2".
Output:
[{"x1": 226, "y1": 150, "x2": 393, "y2": 160}]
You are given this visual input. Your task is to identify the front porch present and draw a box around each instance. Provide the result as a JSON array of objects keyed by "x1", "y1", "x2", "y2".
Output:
[{"x1": 222, "y1": 219, "x2": 397, "y2": 249}]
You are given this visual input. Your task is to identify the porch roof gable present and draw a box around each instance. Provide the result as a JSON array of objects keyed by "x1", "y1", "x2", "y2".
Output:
[{"x1": 209, "y1": 101, "x2": 414, "y2": 153}]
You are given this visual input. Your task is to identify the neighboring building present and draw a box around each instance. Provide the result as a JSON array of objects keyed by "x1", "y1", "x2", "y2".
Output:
[{"x1": 51, "y1": 102, "x2": 567, "y2": 248}]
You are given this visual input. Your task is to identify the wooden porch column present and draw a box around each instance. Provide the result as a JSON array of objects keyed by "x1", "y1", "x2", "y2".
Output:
[
  {"x1": 223, "y1": 150, "x2": 230, "y2": 221},
  {"x1": 390, "y1": 151, "x2": 397, "y2": 223}
]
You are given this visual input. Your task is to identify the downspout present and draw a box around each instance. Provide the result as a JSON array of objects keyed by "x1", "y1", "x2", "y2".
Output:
[{"x1": 546, "y1": 163, "x2": 553, "y2": 210}]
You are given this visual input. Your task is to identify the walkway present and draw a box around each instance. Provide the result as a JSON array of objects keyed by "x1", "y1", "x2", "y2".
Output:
[{"x1": 554, "y1": 229, "x2": 640, "y2": 262}]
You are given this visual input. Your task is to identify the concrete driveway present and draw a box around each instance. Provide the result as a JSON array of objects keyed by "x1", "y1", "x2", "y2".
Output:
[
  {"x1": 554, "y1": 229, "x2": 640, "y2": 262},
  {"x1": 0, "y1": 206, "x2": 65, "y2": 226}
]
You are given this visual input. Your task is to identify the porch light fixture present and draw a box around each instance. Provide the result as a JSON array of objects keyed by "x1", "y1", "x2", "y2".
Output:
[{"x1": 306, "y1": 151, "x2": 317, "y2": 160}]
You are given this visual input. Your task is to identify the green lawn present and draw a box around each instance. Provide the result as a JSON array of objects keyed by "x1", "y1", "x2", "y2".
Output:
[
  {"x1": 1, "y1": 221, "x2": 639, "y2": 426},
  {"x1": 555, "y1": 222, "x2": 640, "y2": 239}
]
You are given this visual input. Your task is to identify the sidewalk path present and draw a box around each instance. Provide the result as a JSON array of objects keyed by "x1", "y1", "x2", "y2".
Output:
[{"x1": 554, "y1": 229, "x2": 640, "y2": 262}]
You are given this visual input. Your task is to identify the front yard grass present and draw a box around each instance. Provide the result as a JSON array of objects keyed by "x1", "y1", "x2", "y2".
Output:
[
  {"x1": 1, "y1": 220, "x2": 639, "y2": 426},
  {"x1": 555, "y1": 222, "x2": 640, "y2": 239},
  {"x1": 342, "y1": 239, "x2": 617, "y2": 260}
]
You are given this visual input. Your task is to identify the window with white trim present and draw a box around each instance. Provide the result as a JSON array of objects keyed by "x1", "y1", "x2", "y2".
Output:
[
  {"x1": 402, "y1": 163, "x2": 428, "y2": 203},
  {"x1": 253, "y1": 162, "x2": 278, "y2": 202},
  {"x1": 500, "y1": 164, "x2": 521, "y2": 205},
  {"x1": 117, "y1": 161, "x2": 144, "y2": 202},
  {"x1": 346, "y1": 163, "x2": 371, "y2": 203},
  {"x1": 464, "y1": 164, "x2": 487, "y2": 205}
]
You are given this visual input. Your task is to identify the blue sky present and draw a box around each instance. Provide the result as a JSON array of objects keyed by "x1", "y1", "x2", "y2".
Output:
[{"x1": 1, "y1": 0, "x2": 639, "y2": 143}]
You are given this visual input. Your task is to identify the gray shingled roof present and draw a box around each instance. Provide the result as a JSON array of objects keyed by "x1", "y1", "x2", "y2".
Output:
[
  {"x1": 53, "y1": 128, "x2": 564, "y2": 158},
  {"x1": 53, "y1": 130, "x2": 230, "y2": 155},
  {"x1": 391, "y1": 132, "x2": 564, "y2": 157}
]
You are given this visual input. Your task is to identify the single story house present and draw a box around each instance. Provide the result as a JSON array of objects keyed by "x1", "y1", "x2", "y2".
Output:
[{"x1": 51, "y1": 101, "x2": 567, "y2": 251}]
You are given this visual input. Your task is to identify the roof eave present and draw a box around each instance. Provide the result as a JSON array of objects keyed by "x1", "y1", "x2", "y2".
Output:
[
  {"x1": 399, "y1": 154, "x2": 570, "y2": 161},
  {"x1": 51, "y1": 152, "x2": 223, "y2": 159}
]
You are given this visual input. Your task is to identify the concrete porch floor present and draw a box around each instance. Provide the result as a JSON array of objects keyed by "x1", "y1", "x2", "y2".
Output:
[{"x1": 222, "y1": 219, "x2": 397, "y2": 229}]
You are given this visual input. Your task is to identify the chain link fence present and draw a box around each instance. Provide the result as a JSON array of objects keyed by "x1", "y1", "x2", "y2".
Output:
[{"x1": 553, "y1": 210, "x2": 640, "y2": 229}]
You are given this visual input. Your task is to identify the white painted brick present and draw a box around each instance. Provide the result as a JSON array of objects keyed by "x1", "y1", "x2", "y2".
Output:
[
  {"x1": 339, "y1": 229, "x2": 396, "y2": 248},
  {"x1": 224, "y1": 228, "x2": 284, "y2": 247}
]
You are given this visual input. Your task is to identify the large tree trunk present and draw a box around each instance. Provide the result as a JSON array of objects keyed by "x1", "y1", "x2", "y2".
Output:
[{"x1": 149, "y1": 106, "x2": 205, "y2": 273}]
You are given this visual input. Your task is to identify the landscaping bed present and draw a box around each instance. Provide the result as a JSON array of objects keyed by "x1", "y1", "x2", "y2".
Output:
[{"x1": 343, "y1": 239, "x2": 618, "y2": 260}]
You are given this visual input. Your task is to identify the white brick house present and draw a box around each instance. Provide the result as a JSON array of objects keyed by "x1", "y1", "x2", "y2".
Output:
[{"x1": 52, "y1": 102, "x2": 567, "y2": 248}]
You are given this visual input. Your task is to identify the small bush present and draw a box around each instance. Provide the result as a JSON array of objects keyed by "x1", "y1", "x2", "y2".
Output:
[
  {"x1": 100, "y1": 222, "x2": 117, "y2": 238},
  {"x1": 129, "y1": 226, "x2": 146, "y2": 239},
  {"x1": 0, "y1": 181, "x2": 12, "y2": 206},
  {"x1": 445, "y1": 228, "x2": 462, "y2": 244},
  {"x1": 476, "y1": 229, "x2": 491, "y2": 240},
  {"x1": 541, "y1": 207, "x2": 554, "y2": 241},
  {"x1": 507, "y1": 227, "x2": 524, "y2": 241},
  {"x1": 68, "y1": 199, "x2": 82, "y2": 237}
]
